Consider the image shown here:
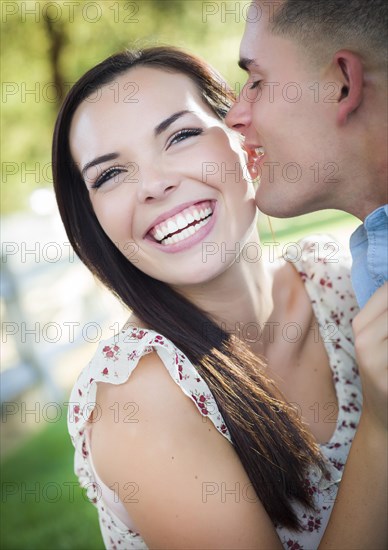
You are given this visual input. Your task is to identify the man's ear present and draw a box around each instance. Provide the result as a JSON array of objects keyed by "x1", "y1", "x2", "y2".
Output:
[{"x1": 332, "y1": 50, "x2": 364, "y2": 126}]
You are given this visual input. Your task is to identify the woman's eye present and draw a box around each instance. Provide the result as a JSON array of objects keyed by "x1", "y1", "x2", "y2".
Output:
[
  {"x1": 249, "y1": 80, "x2": 262, "y2": 90},
  {"x1": 167, "y1": 128, "x2": 203, "y2": 149},
  {"x1": 91, "y1": 167, "x2": 125, "y2": 189}
]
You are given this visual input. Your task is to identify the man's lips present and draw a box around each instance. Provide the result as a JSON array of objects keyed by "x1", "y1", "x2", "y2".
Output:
[
  {"x1": 144, "y1": 200, "x2": 215, "y2": 243},
  {"x1": 244, "y1": 145, "x2": 266, "y2": 177},
  {"x1": 245, "y1": 145, "x2": 265, "y2": 161}
]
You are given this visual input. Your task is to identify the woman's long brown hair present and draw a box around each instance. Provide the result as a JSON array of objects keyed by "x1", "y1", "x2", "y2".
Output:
[{"x1": 52, "y1": 46, "x2": 326, "y2": 529}]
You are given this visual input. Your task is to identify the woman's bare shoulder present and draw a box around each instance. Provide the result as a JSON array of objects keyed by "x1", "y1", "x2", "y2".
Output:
[{"x1": 89, "y1": 351, "x2": 282, "y2": 549}]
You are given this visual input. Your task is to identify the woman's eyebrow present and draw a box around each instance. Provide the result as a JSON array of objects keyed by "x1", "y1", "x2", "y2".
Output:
[
  {"x1": 154, "y1": 110, "x2": 194, "y2": 136},
  {"x1": 81, "y1": 153, "x2": 119, "y2": 177}
]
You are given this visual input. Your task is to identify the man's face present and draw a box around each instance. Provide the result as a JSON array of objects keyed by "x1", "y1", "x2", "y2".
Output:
[{"x1": 226, "y1": 1, "x2": 344, "y2": 217}]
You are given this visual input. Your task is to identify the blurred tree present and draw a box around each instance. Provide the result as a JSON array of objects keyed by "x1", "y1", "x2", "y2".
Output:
[
  {"x1": 2, "y1": 0, "x2": 246, "y2": 214},
  {"x1": 43, "y1": 11, "x2": 66, "y2": 106}
]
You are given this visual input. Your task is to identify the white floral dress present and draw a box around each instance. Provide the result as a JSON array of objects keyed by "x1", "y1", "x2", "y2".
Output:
[{"x1": 68, "y1": 236, "x2": 361, "y2": 550}]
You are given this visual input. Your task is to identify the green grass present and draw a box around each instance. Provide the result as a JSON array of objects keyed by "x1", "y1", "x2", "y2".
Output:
[{"x1": 1, "y1": 410, "x2": 104, "y2": 550}]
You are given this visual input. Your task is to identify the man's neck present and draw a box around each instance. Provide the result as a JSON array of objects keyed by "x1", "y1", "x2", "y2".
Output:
[{"x1": 350, "y1": 198, "x2": 387, "y2": 222}]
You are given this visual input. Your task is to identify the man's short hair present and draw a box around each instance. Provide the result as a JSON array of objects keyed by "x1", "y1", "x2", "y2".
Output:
[{"x1": 269, "y1": 0, "x2": 387, "y2": 70}]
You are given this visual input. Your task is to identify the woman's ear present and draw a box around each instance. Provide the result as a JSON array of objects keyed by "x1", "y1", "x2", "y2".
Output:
[{"x1": 332, "y1": 50, "x2": 364, "y2": 126}]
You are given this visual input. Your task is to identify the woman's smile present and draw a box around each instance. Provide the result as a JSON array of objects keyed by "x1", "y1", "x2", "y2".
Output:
[{"x1": 144, "y1": 199, "x2": 217, "y2": 251}]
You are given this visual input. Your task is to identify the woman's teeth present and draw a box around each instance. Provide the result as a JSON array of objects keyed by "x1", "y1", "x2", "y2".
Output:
[
  {"x1": 162, "y1": 216, "x2": 211, "y2": 245},
  {"x1": 150, "y1": 201, "x2": 213, "y2": 245}
]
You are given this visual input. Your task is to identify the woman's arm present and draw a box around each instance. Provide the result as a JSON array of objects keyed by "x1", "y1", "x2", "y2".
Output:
[{"x1": 91, "y1": 351, "x2": 283, "y2": 549}]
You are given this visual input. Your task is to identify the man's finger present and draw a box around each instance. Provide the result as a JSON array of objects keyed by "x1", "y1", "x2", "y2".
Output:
[{"x1": 353, "y1": 282, "x2": 388, "y2": 333}]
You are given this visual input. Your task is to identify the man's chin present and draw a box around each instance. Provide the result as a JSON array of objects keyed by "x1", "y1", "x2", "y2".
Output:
[{"x1": 255, "y1": 185, "x2": 298, "y2": 219}]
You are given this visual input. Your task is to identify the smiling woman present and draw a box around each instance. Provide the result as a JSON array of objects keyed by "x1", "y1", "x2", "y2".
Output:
[
  {"x1": 69, "y1": 65, "x2": 256, "y2": 285},
  {"x1": 52, "y1": 47, "x2": 362, "y2": 549}
]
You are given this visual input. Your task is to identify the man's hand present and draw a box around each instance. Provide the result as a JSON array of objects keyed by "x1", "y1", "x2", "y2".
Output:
[{"x1": 353, "y1": 282, "x2": 388, "y2": 430}]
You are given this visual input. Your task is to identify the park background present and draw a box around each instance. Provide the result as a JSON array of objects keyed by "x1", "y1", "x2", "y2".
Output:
[{"x1": 1, "y1": 1, "x2": 359, "y2": 548}]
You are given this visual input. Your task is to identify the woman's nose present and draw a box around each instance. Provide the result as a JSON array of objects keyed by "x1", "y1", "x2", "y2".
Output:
[{"x1": 136, "y1": 165, "x2": 179, "y2": 203}]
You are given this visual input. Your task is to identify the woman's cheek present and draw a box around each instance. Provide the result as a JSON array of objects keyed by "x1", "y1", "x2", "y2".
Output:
[{"x1": 93, "y1": 195, "x2": 131, "y2": 243}]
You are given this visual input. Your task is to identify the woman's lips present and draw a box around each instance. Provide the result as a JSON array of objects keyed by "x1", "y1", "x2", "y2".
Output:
[
  {"x1": 144, "y1": 200, "x2": 218, "y2": 254},
  {"x1": 148, "y1": 200, "x2": 214, "y2": 244}
]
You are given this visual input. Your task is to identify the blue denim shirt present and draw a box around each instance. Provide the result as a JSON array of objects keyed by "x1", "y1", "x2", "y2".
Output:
[{"x1": 350, "y1": 205, "x2": 388, "y2": 308}]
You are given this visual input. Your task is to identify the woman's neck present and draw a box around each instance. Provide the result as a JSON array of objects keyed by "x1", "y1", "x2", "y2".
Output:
[{"x1": 174, "y1": 233, "x2": 274, "y2": 354}]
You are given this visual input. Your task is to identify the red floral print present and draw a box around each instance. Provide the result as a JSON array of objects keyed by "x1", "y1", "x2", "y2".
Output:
[{"x1": 102, "y1": 344, "x2": 121, "y2": 362}]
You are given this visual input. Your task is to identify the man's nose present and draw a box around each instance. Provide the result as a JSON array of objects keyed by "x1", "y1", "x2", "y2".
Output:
[
  {"x1": 225, "y1": 94, "x2": 252, "y2": 134},
  {"x1": 226, "y1": 94, "x2": 262, "y2": 149}
]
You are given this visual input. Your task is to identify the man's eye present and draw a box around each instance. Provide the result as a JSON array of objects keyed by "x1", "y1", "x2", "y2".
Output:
[
  {"x1": 249, "y1": 80, "x2": 262, "y2": 90},
  {"x1": 91, "y1": 167, "x2": 125, "y2": 189},
  {"x1": 167, "y1": 128, "x2": 203, "y2": 149}
]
